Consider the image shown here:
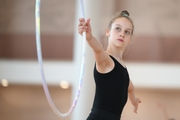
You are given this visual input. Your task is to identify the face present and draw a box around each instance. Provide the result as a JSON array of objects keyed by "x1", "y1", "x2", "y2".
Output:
[{"x1": 106, "y1": 17, "x2": 133, "y2": 50}]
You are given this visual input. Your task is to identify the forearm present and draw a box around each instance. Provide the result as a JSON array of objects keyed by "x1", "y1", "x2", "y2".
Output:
[
  {"x1": 128, "y1": 80, "x2": 137, "y2": 104},
  {"x1": 128, "y1": 88, "x2": 136, "y2": 104},
  {"x1": 87, "y1": 36, "x2": 104, "y2": 53}
]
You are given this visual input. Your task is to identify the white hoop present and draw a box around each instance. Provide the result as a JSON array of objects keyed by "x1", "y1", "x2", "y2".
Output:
[{"x1": 35, "y1": 0, "x2": 86, "y2": 117}]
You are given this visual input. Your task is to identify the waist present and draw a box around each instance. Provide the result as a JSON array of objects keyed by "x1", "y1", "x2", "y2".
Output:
[{"x1": 90, "y1": 108, "x2": 120, "y2": 120}]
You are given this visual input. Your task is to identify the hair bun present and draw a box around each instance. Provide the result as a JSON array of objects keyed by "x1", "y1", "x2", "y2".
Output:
[{"x1": 120, "y1": 10, "x2": 130, "y2": 17}]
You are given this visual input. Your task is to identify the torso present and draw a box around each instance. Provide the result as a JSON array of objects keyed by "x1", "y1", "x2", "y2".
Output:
[{"x1": 92, "y1": 55, "x2": 130, "y2": 115}]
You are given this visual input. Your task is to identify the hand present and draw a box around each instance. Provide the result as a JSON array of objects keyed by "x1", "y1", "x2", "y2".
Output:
[
  {"x1": 131, "y1": 98, "x2": 141, "y2": 114},
  {"x1": 78, "y1": 18, "x2": 92, "y2": 41}
]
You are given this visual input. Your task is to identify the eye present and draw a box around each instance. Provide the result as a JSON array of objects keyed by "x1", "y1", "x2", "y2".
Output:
[
  {"x1": 125, "y1": 30, "x2": 131, "y2": 35},
  {"x1": 115, "y1": 27, "x2": 121, "y2": 31}
]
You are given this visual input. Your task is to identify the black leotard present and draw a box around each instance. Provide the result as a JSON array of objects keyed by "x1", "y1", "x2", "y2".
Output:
[{"x1": 86, "y1": 55, "x2": 130, "y2": 120}]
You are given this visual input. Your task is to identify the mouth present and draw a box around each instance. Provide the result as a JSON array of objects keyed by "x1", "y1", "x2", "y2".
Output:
[{"x1": 117, "y1": 39, "x2": 124, "y2": 42}]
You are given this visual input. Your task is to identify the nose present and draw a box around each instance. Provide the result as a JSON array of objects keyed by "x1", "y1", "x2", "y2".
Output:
[{"x1": 120, "y1": 31, "x2": 124, "y2": 38}]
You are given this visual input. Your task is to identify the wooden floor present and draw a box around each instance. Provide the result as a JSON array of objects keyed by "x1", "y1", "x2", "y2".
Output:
[
  {"x1": 1, "y1": 84, "x2": 180, "y2": 120},
  {"x1": 0, "y1": 84, "x2": 71, "y2": 120}
]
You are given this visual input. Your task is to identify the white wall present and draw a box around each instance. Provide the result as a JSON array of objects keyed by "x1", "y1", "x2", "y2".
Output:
[
  {"x1": 127, "y1": 63, "x2": 180, "y2": 89},
  {"x1": 0, "y1": 60, "x2": 180, "y2": 89},
  {"x1": 119, "y1": 0, "x2": 180, "y2": 36},
  {"x1": 0, "y1": 60, "x2": 74, "y2": 85}
]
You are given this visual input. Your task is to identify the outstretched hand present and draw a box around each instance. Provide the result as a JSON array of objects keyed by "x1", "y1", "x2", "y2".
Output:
[
  {"x1": 78, "y1": 18, "x2": 92, "y2": 41},
  {"x1": 132, "y1": 98, "x2": 141, "y2": 114}
]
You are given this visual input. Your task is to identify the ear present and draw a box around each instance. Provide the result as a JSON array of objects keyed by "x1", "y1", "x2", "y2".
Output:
[{"x1": 106, "y1": 30, "x2": 110, "y2": 37}]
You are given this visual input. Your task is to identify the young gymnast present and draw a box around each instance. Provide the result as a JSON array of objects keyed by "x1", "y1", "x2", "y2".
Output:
[{"x1": 78, "y1": 10, "x2": 141, "y2": 120}]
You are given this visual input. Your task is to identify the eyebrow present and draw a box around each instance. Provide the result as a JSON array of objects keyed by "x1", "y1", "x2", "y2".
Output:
[{"x1": 115, "y1": 24, "x2": 132, "y2": 31}]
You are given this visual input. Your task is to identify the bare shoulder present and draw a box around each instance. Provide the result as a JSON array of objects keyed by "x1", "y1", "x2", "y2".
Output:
[{"x1": 95, "y1": 52, "x2": 114, "y2": 73}]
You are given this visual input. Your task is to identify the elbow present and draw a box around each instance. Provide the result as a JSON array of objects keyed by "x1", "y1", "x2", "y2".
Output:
[
  {"x1": 128, "y1": 80, "x2": 135, "y2": 93},
  {"x1": 92, "y1": 45, "x2": 104, "y2": 54},
  {"x1": 93, "y1": 48, "x2": 102, "y2": 54},
  {"x1": 128, "y1": 85, "x2": 135, "y2": 93},
  {"x1": 128, "y1": 88, "x2": 133, "y2": 94}
]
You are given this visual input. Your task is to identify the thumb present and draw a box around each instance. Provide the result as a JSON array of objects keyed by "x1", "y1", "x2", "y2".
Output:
[{"x1": 86, "y1": 18, "x2": 91, "y2": 30}]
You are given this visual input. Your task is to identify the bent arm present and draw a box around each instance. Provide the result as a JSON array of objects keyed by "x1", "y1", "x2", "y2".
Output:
[{"x1": 128, "y1": 80, "x2": 141, "y2": 113}]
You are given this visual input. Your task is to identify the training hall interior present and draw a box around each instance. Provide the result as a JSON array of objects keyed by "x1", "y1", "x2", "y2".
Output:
[{"x1": 0, "y1": 0, "x2": 180, "y2": 120}]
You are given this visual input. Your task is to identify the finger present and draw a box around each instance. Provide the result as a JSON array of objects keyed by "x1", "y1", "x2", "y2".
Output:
[
  {"x1": 134, "y1": 110, "x2": 137, "y2": 114},
  {"x1": 86, "y1": 18, "x2": 91, "y2": 24},
  {"x1": 78, "y1": 18, "x2": 86, "y2": 27},
  {"x1": 78, "y1": 29, "x2": 84, "y2": 35},
  {"x1": 134, "y1": 107, "x2": 138, "y2": 114},
  {"x1": 78, "y1": 27, "x2": 88, "y2": 35},
  {"x1": 80, "y1": 18, "x2": 85, "y2": 21},
  {"x1": 78, "y1": 23, "x2": 82, "y2": 27},
  {"x1": 78, "y1": 22, "x2": 85, "y2": 27},
  {"x1": 79, "y1": 26, "x2": 88, "y2": 31},
  {"x1": 79, "y1": 18, "x2": 85, "y2": 22}
]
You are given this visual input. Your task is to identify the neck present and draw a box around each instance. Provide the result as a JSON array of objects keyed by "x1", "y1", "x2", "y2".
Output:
[{"x1": 106, "y1": 47, "x2": 124, "y2": 60}]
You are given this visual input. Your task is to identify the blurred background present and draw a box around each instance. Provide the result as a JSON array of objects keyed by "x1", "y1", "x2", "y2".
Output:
[{"x1": 0, "y1": 0, "x2": 180, "y2": 120}]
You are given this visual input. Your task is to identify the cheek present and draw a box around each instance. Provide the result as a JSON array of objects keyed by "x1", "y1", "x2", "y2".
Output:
[
  {"x1": 125, "y1": 35, "x2": 131, "y2": 41},
  {"x1": 127, "y1": 37, "x2": 132, "y2": 43},
  {"x1": 110, "y1": 31, "x2": 117, "y2": 37}
]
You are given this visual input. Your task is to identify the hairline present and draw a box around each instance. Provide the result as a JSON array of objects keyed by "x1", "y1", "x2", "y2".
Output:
[{"x1": 108, "y1": 16, "x2": 134, "y2": 34}]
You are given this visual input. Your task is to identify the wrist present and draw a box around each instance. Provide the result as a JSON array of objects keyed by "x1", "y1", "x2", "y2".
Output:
[
  {"x1": 87, "y1": 35, "x2": 93, "y2": 41},
  {"x1": 130, "y1": 97, "x2": 137, "y2": 104}
]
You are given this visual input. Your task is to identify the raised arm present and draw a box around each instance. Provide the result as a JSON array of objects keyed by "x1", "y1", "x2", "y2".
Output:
[
  {"x1": 128, "y1": 80, "x2": 141, "y2": 113},
  {"x1": 78, "y1": 18, "x2": 111, "y2": 71}
]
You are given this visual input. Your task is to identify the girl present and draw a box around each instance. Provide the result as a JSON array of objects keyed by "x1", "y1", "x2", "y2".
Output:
[{"x1": 78, "y1": 10, "x2": 141, "y2": 120}]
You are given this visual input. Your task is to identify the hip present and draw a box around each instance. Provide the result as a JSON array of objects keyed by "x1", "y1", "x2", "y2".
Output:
[{"x1": 86, "y1": 108, "x2": 120, "y2": 120}]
